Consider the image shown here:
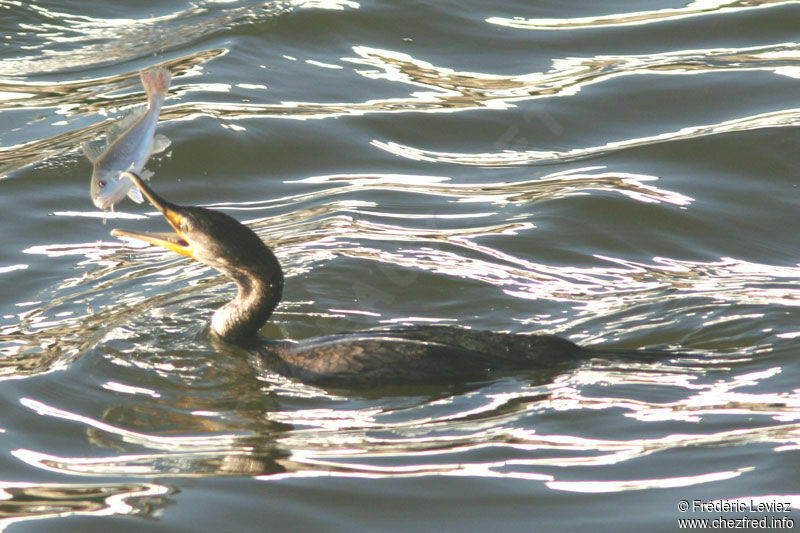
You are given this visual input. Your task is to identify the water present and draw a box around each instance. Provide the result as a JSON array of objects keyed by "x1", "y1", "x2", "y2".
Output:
[{"x1": 1, "y1": 1, "x2": 800, "y2": 531}]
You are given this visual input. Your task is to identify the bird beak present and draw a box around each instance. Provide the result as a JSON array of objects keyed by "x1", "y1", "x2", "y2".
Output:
[{"x1": 110, "y1": 171, "x2": 194, "y2": 258}]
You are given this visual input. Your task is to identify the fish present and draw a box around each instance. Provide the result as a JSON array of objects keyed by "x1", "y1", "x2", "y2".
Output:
[{"x1": 83, "y1": 66, "x2": 172, "y2": 211}]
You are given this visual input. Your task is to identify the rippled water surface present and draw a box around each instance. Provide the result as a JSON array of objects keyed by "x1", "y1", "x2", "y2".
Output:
[{"x1": 2, "y1": 1, "x2": 800, "y2": 531}]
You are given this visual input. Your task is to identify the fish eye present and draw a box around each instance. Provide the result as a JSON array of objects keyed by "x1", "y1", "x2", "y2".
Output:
[{"x1": 179, "y1": 220, "x2": 190, "y2": 233}]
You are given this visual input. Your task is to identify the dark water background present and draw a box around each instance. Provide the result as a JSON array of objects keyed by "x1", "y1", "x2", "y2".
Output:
[{"x1": 2, "y1": 1, "x2": 800, "y2": 531}]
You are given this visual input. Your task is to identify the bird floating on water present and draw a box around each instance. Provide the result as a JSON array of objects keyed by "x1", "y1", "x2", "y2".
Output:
[{"x1": 111, "y1": 171, "x2": 669, "y2": 387}]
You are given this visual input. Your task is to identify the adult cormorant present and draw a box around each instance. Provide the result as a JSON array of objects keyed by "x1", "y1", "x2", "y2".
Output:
[{"x1": 111, "y1": 171, "x2": 664, "y2": 386}]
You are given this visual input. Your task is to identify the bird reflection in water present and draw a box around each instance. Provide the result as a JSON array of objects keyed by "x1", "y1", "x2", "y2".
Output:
[{"x1": 0, "y1": 480, "x2": 174, "y2": 530}]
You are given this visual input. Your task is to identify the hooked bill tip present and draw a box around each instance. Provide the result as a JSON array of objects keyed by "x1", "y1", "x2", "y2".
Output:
[{"x1": 119, "y1": 170, "x2": 140, "y2": 183}]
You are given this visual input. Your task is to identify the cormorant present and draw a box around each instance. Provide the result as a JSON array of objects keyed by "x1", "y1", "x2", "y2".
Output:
[{"x1": 111, "y1": 171, "x2": 665, "y2": 386}]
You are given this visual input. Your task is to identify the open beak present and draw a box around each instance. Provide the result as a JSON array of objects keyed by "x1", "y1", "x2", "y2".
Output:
[{"x1": 110, "y1": 171, "x2": 194, "y2": 258}]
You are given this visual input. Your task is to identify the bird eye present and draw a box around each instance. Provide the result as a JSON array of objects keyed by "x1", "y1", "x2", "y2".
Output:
[{"x1": 97, "y1": 180, "x2": 106, "y2": 189}]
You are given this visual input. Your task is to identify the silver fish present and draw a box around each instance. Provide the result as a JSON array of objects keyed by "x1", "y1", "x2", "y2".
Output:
[{"x1": 83, "y1": 67, "x2": 172, "y2": 210}]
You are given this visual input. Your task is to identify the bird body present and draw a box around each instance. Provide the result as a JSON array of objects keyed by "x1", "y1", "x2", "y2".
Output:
[{"x1": 248, "y1": 326, "x2": 586, "y2": 386}]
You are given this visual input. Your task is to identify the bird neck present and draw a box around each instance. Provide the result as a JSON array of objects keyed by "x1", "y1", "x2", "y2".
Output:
[{"x1": 210, "y1": 252, "x2": 284, "y2": 344}]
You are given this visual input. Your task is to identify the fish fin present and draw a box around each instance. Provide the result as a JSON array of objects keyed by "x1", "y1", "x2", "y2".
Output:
[
  {"x1": 140, "y1": 67, "x2": 172, "y2": 102},
  {"x1": 82, "y1": 140, "x2": 106, "y2": 163},
  {"x1": 121, "y1": 170, "x2": 145, "y2": 203},
  {"x1": 151, "y1": 133, "x2": 171, "y2": 155},
  {"x1": 127, "y1": 185, "x2": 144, "y2": 203},
  {"x1": 106, "y1": 105, "x2": 147, "y2": 144},
  {"x1": 140, "y1": 169, "x2": 154, "y2": 181}
]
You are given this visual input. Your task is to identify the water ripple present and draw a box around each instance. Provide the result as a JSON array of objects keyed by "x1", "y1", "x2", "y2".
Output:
[
  {"x1": 487, "y1": 0, "x2": 796, "y2": 30},
  {"x1": 0, "y1": 1, "x2": 293, "y2": 76},
  {"x1": 373, "y1": 106, "x2": 800, "y2": 166},
  {"x1": 3, "y1": 40, "x2": 798, "y2": 177},
  {"x1": 9, "y1": 362, "x2": 800, "y2": 493},
  {"x1": 0, "y1": 480, "x2": 174, "y2": 529},
  {"x1": 1, "y1": 0, "x2": 798, "y2": 528},
  {"x1": 4, "y1": 169, "x2": 798, "y2": 382},
  {"x1": 156, "y1": 42, "x2": 800, "y2": 122},
  {"x1": 285, "y1": 168, "x2": 692, "y2": 206}
]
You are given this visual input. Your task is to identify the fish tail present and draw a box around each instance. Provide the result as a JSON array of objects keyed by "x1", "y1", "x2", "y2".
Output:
[{"x1": 140, "y1": 67, "x2": 172, "y2": 103}]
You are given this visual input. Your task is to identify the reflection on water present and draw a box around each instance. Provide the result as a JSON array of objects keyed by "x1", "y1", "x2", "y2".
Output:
[
  {"x1": 9, "y1": 359, "x2": 800, "y2": 494},
  {"x1": 0, "y1": 49, "x2": 225, "y2": 115},
  {"x1": 0, "y1": 1, "x2": 298, "y2": 76},
  {"x1": 3, "y1": 154, "x2": 800, "y2": 501},
  {"x1": 4, "y1": 35, "x2": 800, "y2": 177},
  {"x1": 373, "y1": 105, "x2": 800, "y2": 166},
  {"x1": 286, "y1": 167, "x2": 692, "y2": 206},
  {"x1": 487, "y1": 0, "x2": 795, "y2": 30},
  {"x1": 0, "y1": 480, "x2": 174, "y2": 529},
  {"x1": 155, "y1": 41, "x2": 800, "y2": 124},
  {"x1": 2, "y1": 0, "x2": 800, "y2": 530}
]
